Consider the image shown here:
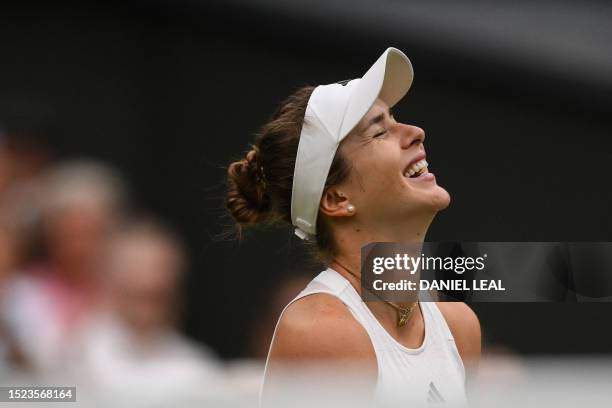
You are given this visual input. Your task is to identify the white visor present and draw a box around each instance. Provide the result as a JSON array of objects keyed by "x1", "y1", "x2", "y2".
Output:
[{"x1": 291, "y1": 47, "x2": 414, "y2": 240}]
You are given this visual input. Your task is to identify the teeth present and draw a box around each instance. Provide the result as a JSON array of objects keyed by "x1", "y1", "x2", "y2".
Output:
[{"x1": 404, "y1": 159, "x2": 428, "y2": 177}]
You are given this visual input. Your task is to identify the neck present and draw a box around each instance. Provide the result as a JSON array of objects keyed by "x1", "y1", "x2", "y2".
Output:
[
  {"x1": 331, "y1": 212, "x2": 433, "y2": 274},
  {"x1": 329, "y1": 214, "x2": 431, "y2": 328}
]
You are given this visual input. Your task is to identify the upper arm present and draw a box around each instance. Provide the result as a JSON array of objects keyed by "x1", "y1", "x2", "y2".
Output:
[{"x1": 436, "y1": 302, "x2": 481, "y2": 377}]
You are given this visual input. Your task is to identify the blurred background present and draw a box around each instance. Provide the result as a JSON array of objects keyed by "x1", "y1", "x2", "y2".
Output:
[{"x1": 0, "y1": 0, "x2": 611, "y2": 405}]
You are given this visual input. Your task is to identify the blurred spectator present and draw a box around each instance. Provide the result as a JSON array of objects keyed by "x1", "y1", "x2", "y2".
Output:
[
  {"x1": 0, "y1": 126, "x2": 52, "y2": 371},
  {"x1": 0, "y1": 210, "x2": 31, "y2": 371},
  {"x1": 64, "y1": 218, "x2": 222, "y2": 404},
  {"x1": 0, "y1": 126, "x2": 51, "y2": 284},
  {"x1": 1, "y1": 160, "x2": 128, "y2": 372}
]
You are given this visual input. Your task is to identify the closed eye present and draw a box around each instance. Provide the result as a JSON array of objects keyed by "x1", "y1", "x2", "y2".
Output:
[{"x1": 374, "y1": 130, "x2": 387, "y2": 138}]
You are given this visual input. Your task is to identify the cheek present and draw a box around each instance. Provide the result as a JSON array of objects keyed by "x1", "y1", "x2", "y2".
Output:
[
  {"x1": 355, "y1": 155, "x2": 398, "y2": 193},
  {"x1": 342, "y1": 140, "x2": 403, "y2": 200}
]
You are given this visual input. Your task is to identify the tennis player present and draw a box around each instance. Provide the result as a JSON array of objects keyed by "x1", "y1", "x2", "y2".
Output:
[{"x1": 226, "y1": 47, "x2": 480, "y2": 405}]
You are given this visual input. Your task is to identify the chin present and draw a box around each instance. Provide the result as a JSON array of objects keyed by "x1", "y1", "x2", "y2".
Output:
[{"x1": 428, "y1": 186, "x2": 451, "y2": 211}]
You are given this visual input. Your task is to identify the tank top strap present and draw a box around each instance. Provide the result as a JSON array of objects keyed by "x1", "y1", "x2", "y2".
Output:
[
  {"x1": 419, "y1": 301, "x2": 455, "y2": 341},
  {"x1": 293, "y1": 268, "x2": 354, "y2": 300},
  {"x1": 289, "y1": 269, "x2": 373, "y2": 334}
]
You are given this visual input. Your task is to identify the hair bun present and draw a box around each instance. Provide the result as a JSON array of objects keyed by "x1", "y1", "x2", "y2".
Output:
[
  {"x1": 245, "y1": 147, "x2": 259, "y2": 166},
  {"x1": 226, "y1": 146, "x2": 269, "y2": 225}
]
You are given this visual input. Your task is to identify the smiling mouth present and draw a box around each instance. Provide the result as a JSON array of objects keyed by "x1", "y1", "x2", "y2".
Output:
[{"x1": 403, "y1": 159, "x2": 428, "y2": 178}]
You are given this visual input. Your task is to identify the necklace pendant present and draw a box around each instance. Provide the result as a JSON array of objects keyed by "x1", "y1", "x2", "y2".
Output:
[{"x1": 397, "y1": 310, "x2": 409, "y2": 327}]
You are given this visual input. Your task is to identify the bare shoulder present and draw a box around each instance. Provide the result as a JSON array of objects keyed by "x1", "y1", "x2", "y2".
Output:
[
  {"x1": 435, "y1": 302, "x2": 481, "y2": 365},
  {"x1": 263, "y1": 293, "x2": 378, "y2": 401},
  {"x1": 268, "y1": 293, "x2": 376, "y2": 363}
]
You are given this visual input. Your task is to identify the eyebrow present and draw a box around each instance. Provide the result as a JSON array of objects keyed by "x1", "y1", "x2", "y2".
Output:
[{"x1": 365, "y1": 107, "x2": 393, "y2": 131}]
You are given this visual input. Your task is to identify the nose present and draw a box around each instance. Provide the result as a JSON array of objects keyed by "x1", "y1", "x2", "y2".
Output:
[{"x1": 398, "y1": 124, "x2": 425, "y2": 149}]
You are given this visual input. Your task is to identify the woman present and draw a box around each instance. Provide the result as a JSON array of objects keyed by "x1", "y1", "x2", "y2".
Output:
[{"x1": 226, "y1": 48, "x2": 480, "y2": 405}]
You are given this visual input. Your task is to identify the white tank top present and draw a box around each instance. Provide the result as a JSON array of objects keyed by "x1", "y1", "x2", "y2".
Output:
[{"x1": 262, "y1": 267, "x2": 468, "y2": 406}]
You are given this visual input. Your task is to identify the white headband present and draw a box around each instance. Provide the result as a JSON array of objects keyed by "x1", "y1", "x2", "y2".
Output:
[{"x1": 290, "y1": 47, "x2": 414, "y2": 240}]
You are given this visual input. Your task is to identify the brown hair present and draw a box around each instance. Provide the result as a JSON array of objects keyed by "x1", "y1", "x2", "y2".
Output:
[{"x1": 225, "y1": 86, "x2": 351, "y2": 262}]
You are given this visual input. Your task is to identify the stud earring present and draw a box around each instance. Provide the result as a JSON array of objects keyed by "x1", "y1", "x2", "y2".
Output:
[{"x1": 347, "y1": 204, "x2": 356, "y2": 214}]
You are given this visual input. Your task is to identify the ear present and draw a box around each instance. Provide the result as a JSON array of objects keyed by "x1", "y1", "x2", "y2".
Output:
[{"x1": 320, "y1": 187, "x2": 352, "y2": 218}]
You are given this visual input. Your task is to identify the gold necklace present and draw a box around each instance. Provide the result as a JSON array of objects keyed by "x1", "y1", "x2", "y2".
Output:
[{"x1": 332, "y1": 260, "x2": 418, "y2": 328}]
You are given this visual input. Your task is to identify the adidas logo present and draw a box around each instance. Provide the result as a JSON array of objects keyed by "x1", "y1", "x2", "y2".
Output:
[{"x1": 427, "y1": 381, "x2": 445, "y2": 404}]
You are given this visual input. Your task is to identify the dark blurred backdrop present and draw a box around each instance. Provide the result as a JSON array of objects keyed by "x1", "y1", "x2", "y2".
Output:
[{"x1": 1, "y1": 0, "x2": 611, "y2": 358}]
